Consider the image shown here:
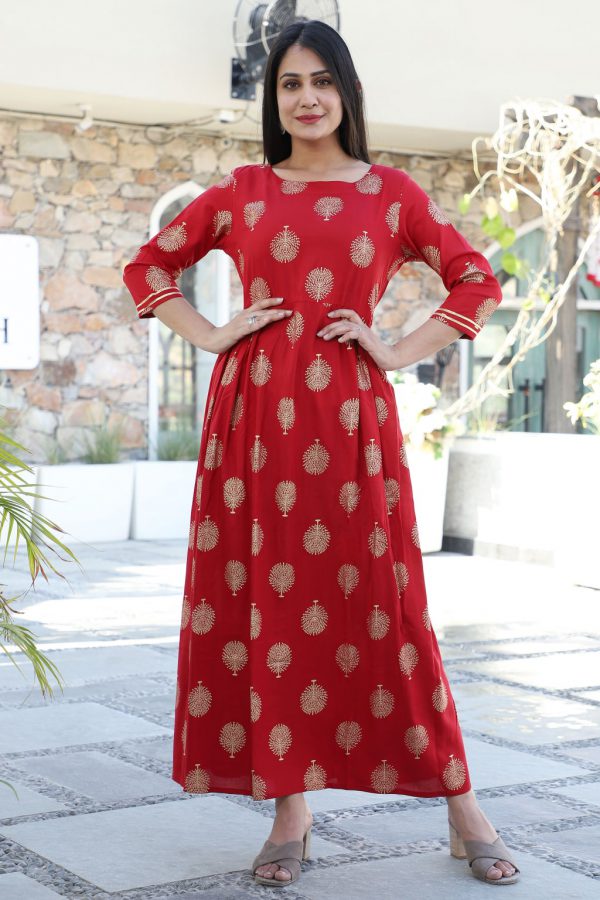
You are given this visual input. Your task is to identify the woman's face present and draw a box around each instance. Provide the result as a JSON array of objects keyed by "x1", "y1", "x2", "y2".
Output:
[{"x1": 275, "y1": 44, "x2": 343, "y2": 141}]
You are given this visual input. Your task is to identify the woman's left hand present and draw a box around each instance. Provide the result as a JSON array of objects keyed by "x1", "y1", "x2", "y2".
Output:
[{"x1": 316, "y1": 308, "x2": 399, "y2": 371}]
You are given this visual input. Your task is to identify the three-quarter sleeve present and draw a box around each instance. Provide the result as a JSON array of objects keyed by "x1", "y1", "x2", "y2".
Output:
[
  {"x1": 122, "y1": 168, "x2": 238, "y2": 319},
  {"x1": 398, "y1": 173, "x2": 503, "y2": 340}
]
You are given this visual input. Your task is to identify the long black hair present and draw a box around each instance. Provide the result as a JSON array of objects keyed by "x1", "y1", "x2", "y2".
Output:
[{"x1": 261, "y1": 20, "x2": 370, "y2": 166}]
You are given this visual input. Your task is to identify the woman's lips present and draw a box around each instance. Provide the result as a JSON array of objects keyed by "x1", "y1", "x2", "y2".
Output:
[{"x1": 296, "y1": 115, "x2": 323, "y2": 122}]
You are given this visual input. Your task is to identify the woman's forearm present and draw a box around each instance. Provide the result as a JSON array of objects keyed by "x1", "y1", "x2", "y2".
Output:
[
  {"x1": 152, "y1": 297, "x2": 218, "y2": 352},
  {"x1": 391, "y1": 317, "x2": 464, "y2": 369}
]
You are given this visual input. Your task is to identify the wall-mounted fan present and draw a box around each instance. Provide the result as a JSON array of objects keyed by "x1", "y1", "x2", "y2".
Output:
[{"x1": 232, "y1": 0, "x2": 340, "y2": 101}]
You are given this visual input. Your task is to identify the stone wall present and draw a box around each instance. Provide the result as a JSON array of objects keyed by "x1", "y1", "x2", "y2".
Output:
[{"x1": 0, "y1": 115, "x2": 512, "y2": 463}]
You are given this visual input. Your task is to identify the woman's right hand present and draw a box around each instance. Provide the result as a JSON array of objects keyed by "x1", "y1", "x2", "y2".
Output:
[{"x1": 204, "y1": 297, "x2": 293, "y2": 354}]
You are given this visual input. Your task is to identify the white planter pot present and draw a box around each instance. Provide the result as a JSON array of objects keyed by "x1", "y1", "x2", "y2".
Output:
[
  {"x1": 131, "y1": 460, "x2": 197, "y2": 540},
  {"x1": 34, "y1": 463, "x2": 134, "y2": 543},
  {"x1": 405, "y1": 442, "x2": 450, "y2": 553}
]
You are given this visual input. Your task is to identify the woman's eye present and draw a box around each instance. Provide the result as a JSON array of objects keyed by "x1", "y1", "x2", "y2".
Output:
[{"x1": 283, "y1": 79, "x2": 331, "y2": 89}]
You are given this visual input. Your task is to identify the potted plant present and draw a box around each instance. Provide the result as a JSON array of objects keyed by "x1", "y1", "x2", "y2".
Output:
[
  {"x1": 1, "y1": 418, "x2": 79, "y2": 799},
  {"x1": 34, "y1": 423, "x2": 134, "y2": 544},
  {"x1": 390, "y1": 372, "x2": 464, "y2": 552},
  {"x1": 131, "y1": 427, "x2": 200, "y2": 540}
]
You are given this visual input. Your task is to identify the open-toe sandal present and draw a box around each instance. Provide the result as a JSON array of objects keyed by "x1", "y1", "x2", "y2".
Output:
[
  {"x1": 251, "y1": 825, "x2": 312, "y2": 887},
  {"x1": 449, "y1": 818, "x2": 520, "y2": 885}
]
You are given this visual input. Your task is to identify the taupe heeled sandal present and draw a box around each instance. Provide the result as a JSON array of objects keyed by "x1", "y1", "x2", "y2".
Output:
[
  {"x1": 449, "y1": 818, "x2": 520, "y2": 885},
  {"x1": 251, "y1": 825, "x2": 312, "y2": 887}
]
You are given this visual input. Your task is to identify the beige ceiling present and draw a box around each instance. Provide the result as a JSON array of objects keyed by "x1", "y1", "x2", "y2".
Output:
[{"x1": 0, "y1": 0, "x2": 598, "y2": 154}]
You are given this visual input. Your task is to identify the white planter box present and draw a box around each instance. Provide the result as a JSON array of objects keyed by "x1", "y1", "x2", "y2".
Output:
[
  {"x1": 131, "y1": 460, "x2": 197, "y2": 540},
  {"x1": 405, "y1": 442, "x2": 450, "y2": 553},
  {"x1": 33, "y1": 463, "x2": 134, "y2": 544},
  {"x1": 444, "y1": 432, "x2": 600, "y2": 588}
]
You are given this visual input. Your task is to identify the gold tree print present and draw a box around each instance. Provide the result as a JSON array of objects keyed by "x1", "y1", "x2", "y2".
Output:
[
  {"x1": 224, "y1": 559, "x2": 247, "y2": 596},
  {"x1": 368, "y1": 283, "x2": 380, "y2": 314},
  {"x1": 277, "y1": 397, "x2": 295, "y2": 434},
  {"x1": 432, "y1": 678, "x2": 449, "y2": 712},
  {"x1": 350, "y1": 230, "x2": 375, "y2": 267},
  {"x1": 370, "y1": 684, "x2": 394, "y2": 718},
  {"x1": 337, "y1": 563, "x2": 359, "y2": 598},
  {"x1": 180, "y1": 595, "x2": 191, "y2": 630},
  {"x1": 411, "y1": 521, "x2": 421, "y2": 548},
  {"x1": 384, "y1": 477, "x2": 400, "y2": 514},
  {"x1": 250, "y1": 349, "x2": 272, "y2": 386},
  {"x1": 375, "y1": 396, "x2": 389, "y2": 426},
  {"x1": 304, "y1": 759, "x2": 327, "y2": 791},
  {"x1": 302, "y1": 438, "x2": 330, "y2": 474},
  {"x1": 339, "y1": 481, "x2": 361, "y2": 515},
  {"x1": 250, "y1": 602, "x2": 262, "y2": 639},
  {"x1": 420, "y1": 245, "x2": 441, "y2": 273},
  {"x1": 370, "y1": 759, "x2": 398, "y2": 793},
  {"x1": 250, "y1": 685, "x2": 262, "y2": 722},
  {"x1": 267, "y1": 641, "x2": 292, "y2": 677},
  {"x1": 269, "y1": 723, "x2": 292, "y2": 760},
  {"x1": 428, "y1": 197, "x2": 451, "y2": 225},
  {"x1": 222, "y1": 640, "x2": 248, "y2": 676},
  {"x1": 336, "y1": 720, "x2": 362, "y2": 755},
  {"x1": 145, "y1": 266, "x2": 173, "y2": 291},
  {"x1": 385, "y1": 202, "x2": 401, "y2": 236},
  {"x1": 459, "y1": 260, "x2": 487, "y2": 283},
  {"x1": 221, "y1": 356, "x2": 238, "y2": 386},
  {"x1": 243, "y1": 200, "x2": 266, "y2": 230},
  {"x1": 223, "y1": 477, "x2": 246, "y2": 514},
  {"x1": 196, "y1": 515, "x2": 219, "y2": 551},
  {"x1": 188, "y1": 679, "x2": 212, "y2": 716},
  {"x1": 270, "y1": 225, "x2": 300, "y2": 262},
  {"x1": 286, "y1": 310, "x2": 304, "y2": 345},
  {"x1": 300, "y1": 678, "x2": 328, "y2": 715},
  {"x1": 268, "y1": 561, "x2": 295, "y2": 597},
  {"x1": 275, "y1": 480, "x2": 297, "y2": 516},
  {"x1": 365, "y1": 438, "x2": 382, "y2": 475},
  {"x1": 301, "y1": 599, "x2": 328, "y2": 635},
  {"x1": 305, "y1": 267, "x2": 334, "y2": 301},
  {"x1": 368, "y1": 522, "x2": 388, "y2": 558},
  {"x1": 475, "y1": 298, "x2": 500, "y2": 327},
  {"x1": 339, "y1": 398, "x2": 360, "y2": 435},
  {"x1": 404, "y1": 724, "x2": 429, "y2": 759},
  {"x1": 394, "y1": 560, "x2": 410, "y2": 594},
  {"x1": 250, "y1": 434, "x2": 267, "y2": 472},
  {"x1": 213, "y1": 209, "x2": 232, "y2": 239},
  {"x1": 367, "y1": 604, "x2": 390, "y2": 640},
  {"x1": 399, "y1": 642, "x2": 419, "y2": 678},
  {"x1": 443, "y1": 754, "x2": 467, "y2": 790},
  {"x1": 204, "y1": 433, "x2": 223, "y2": 469},
  {"x1": 305, "y1": 354, "x2": 332, "y2": 392},
  {"x1": 399, "y1": 440, "x2": 409, "y2": 468},
  {"x1": 356, "y1": 172, "x2": 383, "y2": 194},
  {"x1": 252, "y1": 769, "x2": 267, "y2": 800},
  {"x1": 303, "y1": 518, "x2": 331, "y2": 554},
  {"x1": 335, "y1": 643, "x2": 360, "y2": 676},
  {"x1": 314, "y1": 196, "x2": 344, "y2": 221},
  {"x1": 156, "y1": 222, "x2": 187, "y2": 251},
  {"x1": 219, "y1": 721, "x2": 246, "y2": 758},
  {"x1": 356, "y1": 357, "x2": 372, "y2": 390},
  {"x1": 250, "y1": 275, "x2": 271, "y2": 301},
  {"x1": 251, "y1": 517, "x2": 264, "y2": 555},
  {"x1": 185, "y1": 763, "x2": 210, "y2": 793},
  {"x1": 422, "y1": 605, "x2": 432, "y2": 631},
  {"x1": 195, "y1": 473, "x2": 203, "y2": 509},
  {"x1": 230, "y1": 393, "x2": 243, "y2": 430},
  {"x1": 191, "y1": 598, "x2": 215, "y2": 635}
]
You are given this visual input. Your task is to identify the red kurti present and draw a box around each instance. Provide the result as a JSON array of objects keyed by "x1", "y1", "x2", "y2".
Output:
[{"x1": 123, "y1": 162, "x2": 502, "y2": 801}]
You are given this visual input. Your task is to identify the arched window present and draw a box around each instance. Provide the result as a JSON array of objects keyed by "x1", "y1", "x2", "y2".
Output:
[{"x1": 146, "y1": 182, "x2": 231, "y2": 459}]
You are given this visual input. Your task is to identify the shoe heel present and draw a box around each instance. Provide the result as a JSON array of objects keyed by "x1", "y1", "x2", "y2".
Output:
[
  {"x1": 448, "y1": 820, "x2": 467, "y2": 859},
  {"x1": 302, "y1": 825, "x2": 312, "y2": 860}
]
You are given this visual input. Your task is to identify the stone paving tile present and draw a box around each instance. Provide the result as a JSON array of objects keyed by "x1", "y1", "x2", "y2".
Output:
[
  {"x1": 11, "y1": 750, "x2": 180, "y2": 802},
  {"x1": 465, "y1": 652, "x2": 600, "y2": 691},
  {"x1": 0, "y1": 872, "x2": 63, "y2": 899},
  {"x1": 539, "y1": 824, "x2": 600, "y2": 866},
  {"x1": 452, "y1": 681, "x2": 600, "y2": 745},
  {"x1": 0, "y1": 782, "x2": 67, "y2": 819},
  {"x1": 0, "y1": 674, "x2": 175, "y2": 708},
  {"x1": 0, "y1": 645, "x2": 175, "y2": 692},
  {"x1": 0, "y1": 796, "x2": 342, "y2": 893},
  {"x1": 0, "y1": 702, "x2": 170, "y2": 753},
  {"x1": 297, "y1": 848, "x2": 596, "y2": 899},
  {"x1": 462, "y1": 735, "x2": 586, "y2": 789},
  {"x1": 552, "y1": 782, "x2": 600, "y2": 807},
  {"x1": 473, "y1": 637, "x2": 600, "y2": 656},
  {"x1": 559, "y1": 743, "x2": 600, "y2": 766}
]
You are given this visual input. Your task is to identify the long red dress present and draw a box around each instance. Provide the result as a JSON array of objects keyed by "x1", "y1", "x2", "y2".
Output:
[{"x1": 123, "y1": 161, "x2": 502, "y2": 801}]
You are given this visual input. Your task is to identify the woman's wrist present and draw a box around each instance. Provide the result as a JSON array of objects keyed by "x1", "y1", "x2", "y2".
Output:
[{"x1": 391, "y1": 319, "x2": 463, "y2": 370}]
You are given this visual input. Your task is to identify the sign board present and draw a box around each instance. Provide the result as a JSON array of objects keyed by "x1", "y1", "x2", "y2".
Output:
[{"x1": 0, "y1": 234, "x2": 40, "y2": 369}]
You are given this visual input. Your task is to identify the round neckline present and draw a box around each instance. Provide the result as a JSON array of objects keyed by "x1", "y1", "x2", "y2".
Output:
[{"x1": 266, "y1": 162, "x2": 375, "y2": 185}]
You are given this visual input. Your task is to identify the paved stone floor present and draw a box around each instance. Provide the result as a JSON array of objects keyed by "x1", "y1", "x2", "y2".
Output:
[{"x1": 0, "y1": 540, "x2": 598, "y2": 898}]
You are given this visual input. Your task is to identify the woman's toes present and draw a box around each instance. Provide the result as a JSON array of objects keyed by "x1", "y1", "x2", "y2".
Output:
[
  {"x1": 274, "y1": 866, "x2": 291, "y2": 880},
  {"x1": 487, "y1": 864, "x2": 504, "y2": 879}
]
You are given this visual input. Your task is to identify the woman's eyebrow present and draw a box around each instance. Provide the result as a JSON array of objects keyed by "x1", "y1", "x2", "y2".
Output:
[{"x1": 279, "y1": 69, "x2": 331, "y2": 79}]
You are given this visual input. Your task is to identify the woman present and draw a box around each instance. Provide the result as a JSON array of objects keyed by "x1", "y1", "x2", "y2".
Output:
[{"x1": 123, "y1": 19, "x2": 520, "y2": 889}]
